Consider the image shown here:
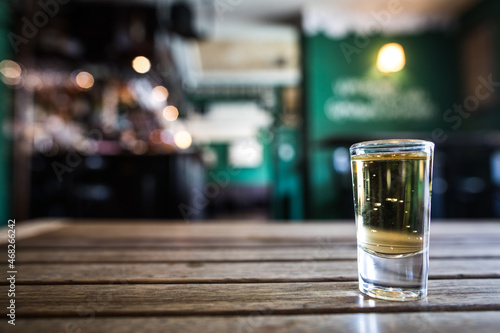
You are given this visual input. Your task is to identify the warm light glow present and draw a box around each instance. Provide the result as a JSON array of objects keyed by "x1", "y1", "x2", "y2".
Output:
[
  {"x1": 377, "y1": 43, "x2": 405, "y2": 73},
  {"x1": 152, "y1": 86, "x2": 169, "y2": 102},
  {"x1": 132, "y1": 56, "x2": 151, "y2": 74},
  {"x1": 75, "y1": 71, "x2": 94, "y2": 90},
  {"x1": 174, "y1": 131, "x2": 192, "y2": 149},
  {"x1": 0, "y1": 60, "x2": 21, "y2": 78},
  {"x1": 0, "y1": 60, "x2": 22, "y2": 85},
  {"x1": 163, "y1": 105, "x2": 179, "y2": 121}
]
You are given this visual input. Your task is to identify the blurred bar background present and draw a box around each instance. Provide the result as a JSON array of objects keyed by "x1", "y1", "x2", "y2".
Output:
[{"x1": 1, "y1": 0, "x2": 499, "y2": 223}]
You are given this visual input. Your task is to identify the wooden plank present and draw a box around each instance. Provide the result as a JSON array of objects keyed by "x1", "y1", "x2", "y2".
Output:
[
  {"x1": 14, "y1": 247, "x2": 357, "y2": 263},
  {"x1": 18, "y1": 236, "x2": 500, "y2": 248},
  {"x1": 88, "y1": 220, "x2": 494, "y2": 240},
  {"x1": 15, "y1": 221, "x2": 500, "y2": 248},
  {"x1": 12, "y1": 242, "x2": 500, "y2": 263},
  {"x1": 2, "y1": 259, "x2": 499, "y2": 285},
  {"x1": 0, "y1": 219, "x2": 67, "y2": 244},
  {"x1": 7, "y1": 312, "x2": 500, "y2": 333},
  {"x1": 19, "y1": 220, "x2": 500, "y2": 240},
  {"x1": 6, "y1": 261, "x2": 358, "y2": 284},
  {"x1": 2, "y1": 280, "x2": 500, "y2": 317},
  {"x1": 26, "y1": 221, "x2": 358, "y2": 241},
  {"x1": 17, "y1": 238, "x2": 347, "y2": 248}
]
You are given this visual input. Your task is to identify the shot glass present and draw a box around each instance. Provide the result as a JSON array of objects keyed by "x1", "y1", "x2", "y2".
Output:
[{"x1": 350, "y1": 139, "x2": 434, "y2": 301}]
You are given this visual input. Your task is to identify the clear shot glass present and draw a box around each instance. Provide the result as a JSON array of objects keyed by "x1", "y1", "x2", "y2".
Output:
[{"x1": 350, "y1": 139, "x2": 434, "y2": 301}]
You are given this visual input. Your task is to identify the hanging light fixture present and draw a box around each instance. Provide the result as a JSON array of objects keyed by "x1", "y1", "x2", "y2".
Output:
[{"x1": 377, "y1": 43, "x2": 406, "y2": 73}]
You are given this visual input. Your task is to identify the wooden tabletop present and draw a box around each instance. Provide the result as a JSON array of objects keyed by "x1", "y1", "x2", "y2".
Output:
[{"x1": 1, "y1": 219, "x2": 500, "y2": 332}]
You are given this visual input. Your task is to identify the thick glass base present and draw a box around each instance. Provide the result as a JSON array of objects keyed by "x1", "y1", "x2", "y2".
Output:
[
  {"x1": 359, "y1": 279, "x2": 426, "y2": 301},
  {"x1": 358, "y1": 246, "x2": 428, "y2": 302}
]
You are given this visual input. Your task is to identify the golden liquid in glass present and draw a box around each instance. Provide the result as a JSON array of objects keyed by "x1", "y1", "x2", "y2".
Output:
[{"x1": 352, "y1": 152, "x2": 431, "y2": 258}]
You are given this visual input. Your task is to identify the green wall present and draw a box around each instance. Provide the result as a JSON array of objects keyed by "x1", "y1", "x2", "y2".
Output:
[
  {"x1": 305, "y1": 32, "x2": 460, "y2": 139},
  {"x1": 0, "y1": 0, "x2": 10, "y2": 224},
  {"x1": 205, "y1": 139, "x2": 272, "y2": 187},
  {"x1": 303, "y1": 31, "x2": 460, "y2": 219}
]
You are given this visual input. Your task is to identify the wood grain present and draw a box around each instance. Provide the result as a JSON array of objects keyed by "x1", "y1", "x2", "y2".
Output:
[
  {"x1": 23, "y1": 220, "x2": 357, "y2": 241},
  {"x1": 0, "y1": 219, "x2": 66, "y2": 244},
  {"x1": 14, "y1": 247, "x2": 357, "y2": 263},
  {"x1": 2, "y1": 259, "x2": 499, "y2": 284},
  {"x1": 2, "y1": 280, "x2": 499, "y2": 317},
  {"x1": 15, "y1": 220, "x2": 500, "y2": 239},
  {"x1": 2, "y1": 220, "x2": 499, "y2": 332},
  {"x1": 5, "y1": 312, "x2": 500, "y2": 333},
  {"x1": 12, "y1": 242, "x2": 500, "y2": 263},
  {"x1": 15, "y1": 221, "x2": 500, "y2": 248}
]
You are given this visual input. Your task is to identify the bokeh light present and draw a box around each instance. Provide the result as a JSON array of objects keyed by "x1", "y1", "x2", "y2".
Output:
[
  {"x1": 152, "y1": 85, "x2": 169, "y2": 102},
  {"x1": 132, "y1": 56, "x2": 151, "y2": 74},
  {"x1": 377, "y1": 43, "x2": 406, "y2": 73},
  {"x1": 174, "y1": 130, "x2": 192, "y2": 149},
  {"x1": 0, "y1": 60, "x2": 22, "y2": 85},
  {"x1": 75, "y1": 71, "x2": 94, "y2": 90},
  {"x1": 162, "y1": 105, "x2": 179, "y2": 121}
]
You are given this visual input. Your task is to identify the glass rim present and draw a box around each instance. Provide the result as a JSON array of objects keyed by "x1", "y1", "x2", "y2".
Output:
[{"x1": 350, "y1": 139, "x2": 434, "y2": 151}]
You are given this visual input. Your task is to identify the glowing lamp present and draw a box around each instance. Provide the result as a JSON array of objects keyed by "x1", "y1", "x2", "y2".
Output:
[{"x1": 377, "y1": 43, "x2": 405, "y2": 73}]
